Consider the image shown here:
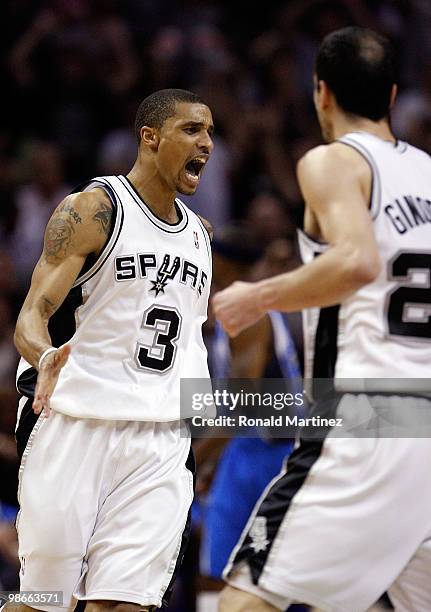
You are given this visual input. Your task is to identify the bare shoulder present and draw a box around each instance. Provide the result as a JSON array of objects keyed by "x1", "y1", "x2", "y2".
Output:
[
  {"x1": 297, "y1": 142, "x2": 370, "y2": 185},
  {"x1": 61, "y1": 188, "x2": 114, "y2": 235},
  {"x1": 66, "y1": 188, "x2": 113, "y2": 223},
  {"x1": 43, "y1": 188, "x2": 114, "y2": 264},
  {"x1": 197, "y1": 214, "x2": 213, "y2": 242}
]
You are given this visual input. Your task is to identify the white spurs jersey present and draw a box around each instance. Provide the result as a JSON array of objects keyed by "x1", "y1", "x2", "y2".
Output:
[
  {"x1": 298, "y1": 132, "x2": 431, "y2": 392},
  {"x1": 17, "y1": 175, "x2": 212, "y2": 420}
]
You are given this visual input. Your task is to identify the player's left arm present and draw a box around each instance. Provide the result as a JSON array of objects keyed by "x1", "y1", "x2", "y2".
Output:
[
  {"x1": 213, "y1": 143, "x2": 381, "y2": 337},
  {"x1": 14, "y1": 189, "x2": 113, "y2": 414},
  {"x1": 198, "y1": 214, "x2": 214, "y2": 242}
]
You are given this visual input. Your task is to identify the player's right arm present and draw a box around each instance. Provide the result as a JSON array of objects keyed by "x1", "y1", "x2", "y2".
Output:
[
  {"x1": 213, "y1": 143, "x2": 381, "y2": 336},
  {"x1": 14, "y1": 188, "x2": 113, "y2": 413}
]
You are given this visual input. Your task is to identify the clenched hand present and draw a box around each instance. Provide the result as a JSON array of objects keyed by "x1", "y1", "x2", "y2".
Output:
[{"x1": 212, "y1": 281, "x2": 265, "y2": 337}]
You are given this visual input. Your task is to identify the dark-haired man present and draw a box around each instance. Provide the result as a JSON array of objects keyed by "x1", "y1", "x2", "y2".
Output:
[
  {"x1": 13, "y1": 89, "x2": 214, "y2": 612},
  {"x1": 215, "y1": 27, "x2": 431, "y2": 612}
]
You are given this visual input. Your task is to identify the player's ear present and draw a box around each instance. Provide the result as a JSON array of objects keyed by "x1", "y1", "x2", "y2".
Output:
[
  {"x1": 140, "y1": 126, "x2": 160, "y2": 151},
  {"x1": 318, "y1": 80, "x2": 332, "y2": 109},
  {"x1": 389, "y1": 83, "x2": 398, "y2": 109}
]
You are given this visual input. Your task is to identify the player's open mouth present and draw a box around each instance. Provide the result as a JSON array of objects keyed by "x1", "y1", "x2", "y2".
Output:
[{"x1": 184, "y1": 157, "x2": 207, "y2": 186}]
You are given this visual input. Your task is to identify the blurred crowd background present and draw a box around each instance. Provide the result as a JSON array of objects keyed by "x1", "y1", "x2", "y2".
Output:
[{"x1": 1, "y1": 0, "x2": 431, "y2": 608}]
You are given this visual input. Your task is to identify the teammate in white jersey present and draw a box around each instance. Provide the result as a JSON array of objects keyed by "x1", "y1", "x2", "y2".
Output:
[
  {"x1": 214, "y1": 27, "x2": 431, "y2": 612},
  {"x1": 12, "y1": 89, "x2": 214, "y2": 612}
]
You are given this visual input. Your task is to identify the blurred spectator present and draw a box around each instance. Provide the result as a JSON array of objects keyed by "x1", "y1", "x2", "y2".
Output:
[
  {"x1": 0, "y1": 391, "x2": 19, "y2": 589},
  {"x1": 0, "y1": 388, "x2": 20, "y2": 507},
  {"x1": 181, "y1": 135, "x2": 232, "y2": 230},
  {"x1": 0, "y1": 508, "x2": 19, "y2": 590},
  {"x1": 0, "y1": 298, "x2": 18, "y2": 386},
  {"x1": 97, "y1": 129, "x2": 137, "y2": 177},
  {"x1": 0, "y1": 133, "x2": 17, "y2": 242},
  {"x1": 149, "y1": 26, "x2": 188, "y2": 90},
  {"x1": 0, "y1": 249, "x2": 16, "y2": 298},
  {"x1": 252, "y1": 237, "x2": 299, "y2": 280},
  {"x1": 8, "y1": 141, "x2": 70, "y2": 292},
  {"x1": 392, "y1": 62, "x2": 431, "y2": 152},
  {"x1": 8, "y1": 0, "x2": 139, "y2": 177},
  {"x1": 246, "y1": 191, "x2": 296, "y2": 245},
  {"x1": 9, "y1": 0, "x2": 139, "y2": 95}
]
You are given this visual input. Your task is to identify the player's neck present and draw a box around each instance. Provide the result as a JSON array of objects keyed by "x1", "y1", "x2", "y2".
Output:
[
  {"x1": 126, "y1": 167, "x2": 179, "y2": 223},
  {"x1": 332, "y1": 115, "x2": 395, "y2": 144}
]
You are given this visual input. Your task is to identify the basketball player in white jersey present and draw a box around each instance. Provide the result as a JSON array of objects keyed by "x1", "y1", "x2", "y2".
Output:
[
  {"x1": 214, "y1": 27, "x2": 431, "y2": 612},
  {"x1": 12, "y1": 89, "x2": 214, "y2": 612}
]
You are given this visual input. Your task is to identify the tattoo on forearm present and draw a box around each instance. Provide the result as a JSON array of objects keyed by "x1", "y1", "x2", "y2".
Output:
[
  {"x1": 93, "y1": 202, "x2": 113, "y2": 236},
  {"x1": 41, "y1": 296, "x2": 58, "y2": 318},
  {"x1": 43, "y1": 202, "x2": 82, "y2": 262}
]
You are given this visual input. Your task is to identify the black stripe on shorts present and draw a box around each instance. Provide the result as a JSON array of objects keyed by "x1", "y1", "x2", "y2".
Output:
[
  {"x1": 15, "y1": 397, "x2": 38, "y2": 461},
  {"x1": 230, "y1": 394, "x2": 341, "y2": 584},
  {"x1": 161, "y1": 445, "x2": 196, "y2": 607}
]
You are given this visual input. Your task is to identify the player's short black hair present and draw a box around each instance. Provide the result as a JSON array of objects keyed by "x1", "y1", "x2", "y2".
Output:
[
  {"x1": 315, "y1": 26, "x2": 396, "y2": 121},
  {"x1": 134, "y1": 89, "x2": 206, "y2": 142}
]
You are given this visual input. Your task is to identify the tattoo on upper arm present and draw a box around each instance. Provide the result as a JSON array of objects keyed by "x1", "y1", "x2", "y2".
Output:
[
  {"x1": 58, "y1": 202, "x2": 82, "y2": 224},
  {"x1": 43, "y1": 201, "x2": 84, "y2": 263},
  {"x1": 93, "y1": 201, "x2": 113, "y2": 236}
]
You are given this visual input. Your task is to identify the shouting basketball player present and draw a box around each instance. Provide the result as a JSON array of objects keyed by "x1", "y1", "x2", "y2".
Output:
[{"x1": 13, "y1": 89, "x2": 214, "y2": 612}]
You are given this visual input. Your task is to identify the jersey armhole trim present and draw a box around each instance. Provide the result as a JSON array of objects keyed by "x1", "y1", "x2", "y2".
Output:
[
  {"x1": 195, "y1": 213, "x2": 212, "y2": 263},
  {"x1": 337, "y1": 136, "x2": 381, "y2": 220},
  {"x1": 196, "y1": 214, "x2": 213, "y2": 242},
  {"x1": 72, "y1": 178, "x2": 124, "y2": 288},
  {"x1": 297, "y1": 229, "x2": 328, "y2": 253}
]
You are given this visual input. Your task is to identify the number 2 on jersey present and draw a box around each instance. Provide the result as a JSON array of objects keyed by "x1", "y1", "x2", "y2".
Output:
[
  {"x1": 136, "y1": 305, "x2": 182, "y2": 372},
  {"x1": 387, "y1": 251, "x2": 431, "y2": 339}
]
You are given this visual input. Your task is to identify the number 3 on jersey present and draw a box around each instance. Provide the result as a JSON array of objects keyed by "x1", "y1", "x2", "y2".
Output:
[{"x1": 135, "y1": 305, "x2": 182, "y2": 372}]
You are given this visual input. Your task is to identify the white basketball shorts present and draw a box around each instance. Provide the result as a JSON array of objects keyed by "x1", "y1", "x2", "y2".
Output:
[
  {"x1": 224, "y1": 394, "x2": 431, "y2": 612},
  {"x1": 16, "y1": 403, "x2": 194, "y2": 612}
]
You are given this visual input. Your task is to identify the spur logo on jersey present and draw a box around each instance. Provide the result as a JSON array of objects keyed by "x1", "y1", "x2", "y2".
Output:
[
  {"x1": 114, "y1": 252, "x2": 208, "y2": 296},
  {"x1": 150, "y1": 254, "x2": 181, "y2": 296}
]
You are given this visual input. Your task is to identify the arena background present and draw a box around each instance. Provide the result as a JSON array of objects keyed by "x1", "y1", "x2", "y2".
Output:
[{"x1": 1, "y1": 1, "x2": 431, "y2": 610}]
